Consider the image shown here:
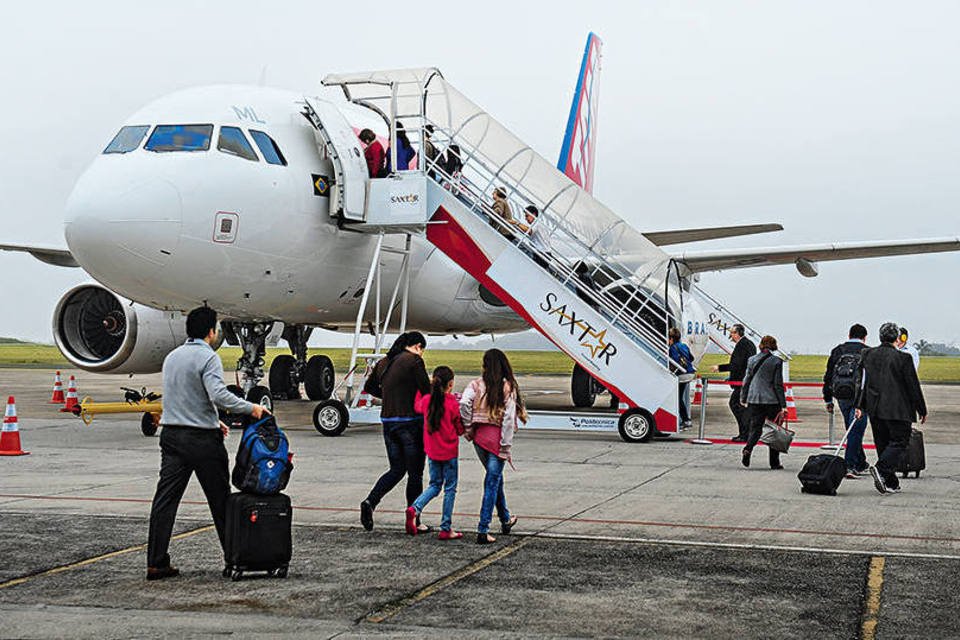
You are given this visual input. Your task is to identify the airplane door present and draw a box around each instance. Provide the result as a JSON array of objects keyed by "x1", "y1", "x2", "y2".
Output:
[{"x1": 304, "y1": 97, "x2": 368, "y2": 221}]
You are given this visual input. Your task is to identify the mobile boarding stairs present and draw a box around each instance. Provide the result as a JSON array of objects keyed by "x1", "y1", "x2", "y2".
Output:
[{"x1": 305, "y1": 68, "x2": 699, "y2": 442}]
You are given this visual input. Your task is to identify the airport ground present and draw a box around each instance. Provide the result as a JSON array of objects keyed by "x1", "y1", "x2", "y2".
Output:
[{"x1": 1, "y1": 368, "x2": 959, "y2": 639}]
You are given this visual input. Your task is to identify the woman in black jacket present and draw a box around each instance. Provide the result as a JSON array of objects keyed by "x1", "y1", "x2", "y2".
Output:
[
  {"x1": 740, "y1": 335, "x2": 787, "y2": 470},
  {"x1": 359, "y1": 332, "x2": 431, "y2": 531}
]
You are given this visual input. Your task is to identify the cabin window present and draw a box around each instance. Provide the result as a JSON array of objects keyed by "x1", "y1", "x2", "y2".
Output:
[
  {"x1": 217, "y1": 126, "x2": 258, "y2": 161},
  {"x1": 144, "y1": 124, "x2": 213, "y2": 152},
  {"x1": 102, "y1": 125, "x2": 150, "y2": 154},
  {"x1": 249, "y1": 130, "x2": 287, "y2": 166}
]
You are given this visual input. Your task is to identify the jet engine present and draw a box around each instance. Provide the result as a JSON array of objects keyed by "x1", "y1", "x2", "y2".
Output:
[{"x1": 52, "y1": 284, "x2": 190, "y2": 374}]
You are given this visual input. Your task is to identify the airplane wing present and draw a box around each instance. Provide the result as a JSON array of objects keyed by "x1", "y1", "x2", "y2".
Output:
[
  {"x1": 0, "y1": 243, "x2": 79, "y2": 268},
  {"x1": 644, "y1": 223, "x2": 783, "y2": 246},
  {"x1": 672, "y1": 237, "x2": 960, "y2": 276}
]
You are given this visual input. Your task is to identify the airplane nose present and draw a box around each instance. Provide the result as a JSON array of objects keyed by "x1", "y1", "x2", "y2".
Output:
[{"x1": 65, "y1": 174, "x2": 183, "y2": 282}]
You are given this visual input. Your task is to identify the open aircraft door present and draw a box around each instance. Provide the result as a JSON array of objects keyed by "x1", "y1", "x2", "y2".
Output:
[{"x1": 304, "y1": 97, "x2": 368, "y2": 221}]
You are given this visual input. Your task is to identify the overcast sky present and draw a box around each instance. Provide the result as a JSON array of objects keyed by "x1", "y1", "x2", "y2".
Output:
[{"x1": 1, "y1": 0, "x2": 958, "y2": 353}]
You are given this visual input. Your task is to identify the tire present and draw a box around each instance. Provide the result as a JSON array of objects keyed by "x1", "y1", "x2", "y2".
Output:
[
  {"x1": 220, "y1": 385, "x2": 248, "y2": 428},
  {"x1": 618, "y1": 408, "x2": 655, "y2": 443},
  {"x1": 571, "y1": 364, "x2": 596, "y2": 408},
  {"x1": 140, "y1": 413, "x2": 158, "y2": 437},
  {"x1": 304, "y1": 355, "x2": 335, "y2": 401},
  {"x1": 226, "y1": 384, "x2": 244, "y2": 398},
  {"x1": 269, "y1": 354, "x2": 300, "y2": 400},
  {"x1": 313, "y1": 399, "x2": 349, "y2": 436},
  {"x1": 246, "y1": 386, "x2": 273, "y2": 411}
]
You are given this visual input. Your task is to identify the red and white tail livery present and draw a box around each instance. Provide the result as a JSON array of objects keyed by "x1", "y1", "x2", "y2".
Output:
[{"x1": 558, "y1": 32, "x2": 603, "y2": 193}]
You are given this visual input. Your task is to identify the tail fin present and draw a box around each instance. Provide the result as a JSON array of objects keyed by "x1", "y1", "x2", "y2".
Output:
[{"x1": 557, "y1": 33, "x2": 603, "y2": 194}]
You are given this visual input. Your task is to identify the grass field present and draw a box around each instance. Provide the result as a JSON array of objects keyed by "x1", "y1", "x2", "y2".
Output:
[{"x1": 2, "y1": 344, "x2": 958, "y2": 383}]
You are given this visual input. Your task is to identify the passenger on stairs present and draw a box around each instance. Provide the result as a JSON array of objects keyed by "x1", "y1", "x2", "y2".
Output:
[
  {"x1": 359, "y1": 129, "x2": 386, "y2": 178},
  {"x1": 668, "y1": 328, "x2": 696, "y2": 427},
  {"x1": 739, "y1": 335, "x2": 787, "y2": 470},
  {"x1": 423, "y1": 124, "x2": 439, "y2": 180},
  {"x1": 385, "y1": 121, "x2": 416, "y2": 173},
  {"x1": 511, "y1": 205, "x2": 552, "y2": 269},
  {"x1": 460, "y1": 349, "x2": 520, "y2": 545},
  {"x1": 490, "y1": 187, "x2": 515, "y2": 238}
]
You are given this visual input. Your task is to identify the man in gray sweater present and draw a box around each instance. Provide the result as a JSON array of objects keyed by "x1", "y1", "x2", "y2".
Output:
[{"x1": 146, "y1": 307, "x2": 267, "y2": 580}]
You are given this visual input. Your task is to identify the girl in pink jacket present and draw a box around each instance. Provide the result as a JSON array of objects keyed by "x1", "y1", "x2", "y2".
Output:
[
  {"x1": 406, "y1": 366, "x2": 465, "y2": 539},
  {"x1": 459, "y1": 349, "x2": 521, "y2": 544}
]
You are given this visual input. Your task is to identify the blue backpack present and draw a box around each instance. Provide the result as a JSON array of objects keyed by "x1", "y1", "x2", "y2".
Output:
[{"x1": 232, "y1": 416, "x2": 293, "y2": 495}]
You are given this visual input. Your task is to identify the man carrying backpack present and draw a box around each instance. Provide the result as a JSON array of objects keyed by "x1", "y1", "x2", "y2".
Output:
[
  {"x1": 146, "y1": 307, "x2": 269, "y2": 581},
  {"x1": 823, "y1": 323, "x2": 870, "y2": 478}
]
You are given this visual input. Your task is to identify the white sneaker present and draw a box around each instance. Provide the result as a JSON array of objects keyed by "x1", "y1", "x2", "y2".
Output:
[{"x1": 885, "y1": 485, "x2": 902, "y2": 494}]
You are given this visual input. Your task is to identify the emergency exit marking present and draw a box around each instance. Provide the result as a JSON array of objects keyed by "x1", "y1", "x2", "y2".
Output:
[{"x1": 213, "y1": 212, "x2": 239, "y2": 243}]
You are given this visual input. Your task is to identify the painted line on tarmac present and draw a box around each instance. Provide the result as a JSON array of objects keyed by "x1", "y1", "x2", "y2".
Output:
[
  {"x1": 6, "y1": 492, "x2": 960, "y2": 546},
  {"x1": 523, "y1": 531, "x2": 960, "y2": 562},
  {"x1": 0, "y1": 525, "x2": 214, "y2": 591},
  {"x1": 860, "y1": 556, "x2": 886, "y2": 640},
  {"x1": 363, "y1": 538, "x2": 532, "y2": 624}
]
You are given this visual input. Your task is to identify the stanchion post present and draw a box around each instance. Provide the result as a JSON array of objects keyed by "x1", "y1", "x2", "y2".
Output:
[
  {"x1": 690, "y1": 379, "x2": 712, "y2": 445},
  {"x1": 820, "y1": 410, "x2": 837, "y2": 451}
]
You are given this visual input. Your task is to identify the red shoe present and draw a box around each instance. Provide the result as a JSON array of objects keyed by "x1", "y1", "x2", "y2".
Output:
[
  {"x1": 405, "y1": 506, "x2": 418, "y2": 536},
  {"x1": 437, "y1": 530, "x2": 463, "y2": 540}
]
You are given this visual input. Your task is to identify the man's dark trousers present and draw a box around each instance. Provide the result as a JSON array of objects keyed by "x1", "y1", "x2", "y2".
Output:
[
  {"x1": 729, "y1": 387, "x2": 749, "y2": 439},
  {"x1": 147, "y1": 426, "x2": 230, "y2": 568},
  {"x1": 871, "y1": 418, "x2": 911, "y2": 489}
]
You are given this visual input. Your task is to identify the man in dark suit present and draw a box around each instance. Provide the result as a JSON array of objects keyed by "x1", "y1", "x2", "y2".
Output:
[
  {"x1": 711, "y1": 324, "x2": 756, "y2": 441},
  {"x1": 855, "y1": 322, "x2": 927, "y2": 495}
]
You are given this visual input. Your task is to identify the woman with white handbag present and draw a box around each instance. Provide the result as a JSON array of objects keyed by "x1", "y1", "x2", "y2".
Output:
[{"x1": 739, "y1": 335, "x2": 789, "y2": 470}]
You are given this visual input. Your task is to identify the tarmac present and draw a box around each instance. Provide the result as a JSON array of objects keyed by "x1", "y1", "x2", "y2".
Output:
[{"x1": 1, "y1": 368, "x2": 959, "y2": 639}]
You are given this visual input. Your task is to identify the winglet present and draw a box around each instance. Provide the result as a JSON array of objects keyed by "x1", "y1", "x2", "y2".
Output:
[{"x1": 558, "y1": 33, "x2": 603, "y2": 194}]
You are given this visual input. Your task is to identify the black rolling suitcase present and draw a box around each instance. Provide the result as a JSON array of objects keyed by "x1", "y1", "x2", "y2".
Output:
[
  {"x1": 896, "y1": 428, "x2": 926, "y2": 478},
  {"x1": 798, "y1": 412, "x2": 852, "y2": 496},
  {"x1": 224, "y1": 492, "x2": 292, "y2": 580}
]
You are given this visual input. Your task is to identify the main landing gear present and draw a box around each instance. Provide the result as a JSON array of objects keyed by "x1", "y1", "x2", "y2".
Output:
[
  {"x1": 267, "y1": 326, "x2": 335, "y2": 402},
  {"x1": 571, "y1": 363, "x2": 619, "y2": 409}
]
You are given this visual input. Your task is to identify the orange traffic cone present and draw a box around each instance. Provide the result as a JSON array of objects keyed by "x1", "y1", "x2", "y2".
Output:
[
  {"x1": 356, "y1": 391, "x2": 371, "y2": 408},
  {"x1": 692, "y1": 378, "x2": 703, "y2": 406},
  {"x1": 0, "y1": 396, "x2": 29, "y2": 456},
  {"x1": 785, "y1": 385, "x2": 799, "y2": 421},
  {"x1": 61, "y1": 375, "x2": 79, "y2": 412},
  {"x1": 49, "y1": 371, "x2": 65, "y2": 404}
]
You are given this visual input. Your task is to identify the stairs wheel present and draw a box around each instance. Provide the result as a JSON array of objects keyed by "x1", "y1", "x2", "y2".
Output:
[
  {"x1": 618, "y1": 408, "x2": 655, "y2": 443},
  {"x1": 140, "y1": 413, "x2": 158, "y2": 437},
  {"x1": 313, "y1": 399, "x2": 349, "y2": 436}
]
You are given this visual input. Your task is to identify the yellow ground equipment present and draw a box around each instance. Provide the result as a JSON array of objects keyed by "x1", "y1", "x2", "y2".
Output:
[{"x1": 68, "y1": 387, "x2": 163, "y2": 436}]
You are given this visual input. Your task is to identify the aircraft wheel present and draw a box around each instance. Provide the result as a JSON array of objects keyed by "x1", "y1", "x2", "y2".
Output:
[
  {"x1": 246, "y1": 386, "x2": 273, "y2": 412},
  {"x1": 618, "y1": 408, "x2": 655, "y2": 443},
  {"x1": 304, "y1": 355, "x2": 335, "y2": 401},
  {"x1": 269, "y1": 355, "x2": 300, "y2": 400},
  {"x1": 140, "y1": 413, "x2": 159, "y2": 437},
  {"x1": 571, "y1": 364, "x2": 596, "y2": 408},
  {"x1": 313, "y1": 399, "x2": 348, "y2": 436}
]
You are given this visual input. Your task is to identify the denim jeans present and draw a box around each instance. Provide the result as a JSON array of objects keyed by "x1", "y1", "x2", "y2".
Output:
[
  {"x1": 678, "y1": 381, "x2": 691, "y2": 423},
  {"x1": 475, "y1": 445, "x2": 510, "y2": 534},
  {"x1": 413, "y1": 457, "x2": 459, "y2": 531},
  {"x1": 365, "y1": 419, "x2": 425, "y2": 510},
  {"x1": 838, "y1": 398, "x2": 868, "y2": 472}
]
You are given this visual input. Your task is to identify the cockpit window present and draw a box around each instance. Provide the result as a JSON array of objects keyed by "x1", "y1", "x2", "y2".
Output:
[
  {"x1": 144, "y1": 124, "x2": 213, "y2": 152},
  {"x1": 217, "y1": 126, "x2": 258, "y2": 161},
  {"x1": 103, "y1": 125, "x2": 150, "y2": 154},
  {"x1": 249, "y1": 130, "x2": 287, "y2": 166}
]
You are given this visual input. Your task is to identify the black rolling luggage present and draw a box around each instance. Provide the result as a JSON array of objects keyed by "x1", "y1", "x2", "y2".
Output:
[
  {"x1": 798, "y1": 412, "x2": 852, "y2": 496},
  {"x1": 896, "y1": 428, "x2": 926, "y2": 478},
  {"x1": 224, "y1": 492, "x2": 292, "y2": 580}
]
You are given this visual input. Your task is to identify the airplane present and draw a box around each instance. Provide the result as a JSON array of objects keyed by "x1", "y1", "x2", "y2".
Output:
[{"x1": 2, "y1": 33, "x2": 958, "y2": 442}]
